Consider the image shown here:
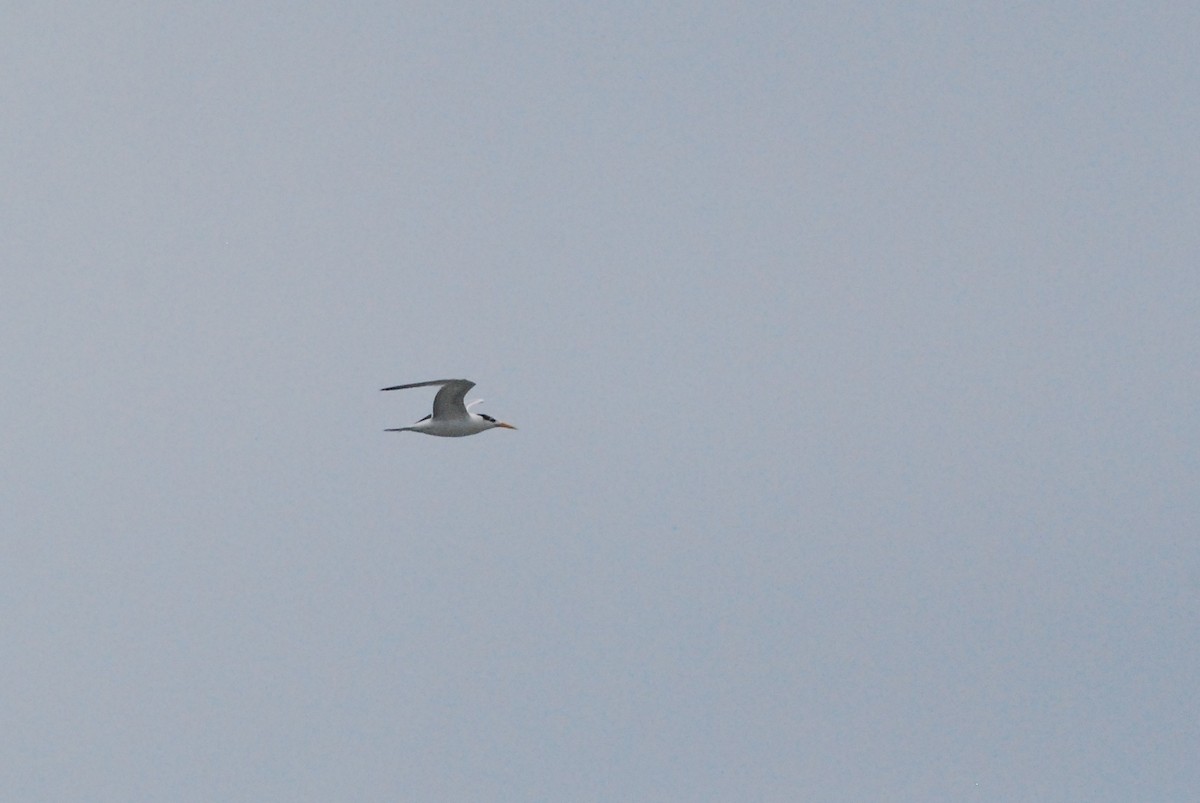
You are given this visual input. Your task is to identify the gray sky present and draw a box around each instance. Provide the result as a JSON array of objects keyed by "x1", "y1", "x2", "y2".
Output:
[{"x1": 4, "y1": 2, "x2": 1197, "y2": 800}]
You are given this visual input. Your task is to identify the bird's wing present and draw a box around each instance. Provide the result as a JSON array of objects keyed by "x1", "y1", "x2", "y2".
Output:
[
  {"x1": 381, "y1": 379, "x2": 459, "y2": 392},
  {"x1": 380, "y1": 378, "x2": 475, "y2": 420},
  {"x1": 431, "y1": 379, "x2": 474, "y2": 419}
]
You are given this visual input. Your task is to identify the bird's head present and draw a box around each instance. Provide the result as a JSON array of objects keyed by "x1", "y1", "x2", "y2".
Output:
[{"x1": 478, "y1": 413, "x2": 517, "y2": 431}]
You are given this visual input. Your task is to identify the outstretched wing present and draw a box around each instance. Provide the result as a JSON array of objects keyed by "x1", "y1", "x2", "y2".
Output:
[
  {"x1": 380, "y1": 378, "x2": 475, "y2": 420},
  {"x1": 430, "y1": 380, "x2": 473, "y2": 419}
]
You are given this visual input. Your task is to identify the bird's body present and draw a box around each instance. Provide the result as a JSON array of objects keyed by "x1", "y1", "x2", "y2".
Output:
[{"x1": 382, "y1": 378, "x2": 516, "y2": 437}]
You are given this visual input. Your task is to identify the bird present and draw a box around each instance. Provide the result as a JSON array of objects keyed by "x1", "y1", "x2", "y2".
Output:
[{"x1": 381, "y1": 378, "x2": 517, "y2": 437}]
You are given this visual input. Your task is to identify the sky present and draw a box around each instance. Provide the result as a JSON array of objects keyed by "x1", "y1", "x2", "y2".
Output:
[{"x1": 3, "y1": 2, "x2": 1198, "y2": 800}]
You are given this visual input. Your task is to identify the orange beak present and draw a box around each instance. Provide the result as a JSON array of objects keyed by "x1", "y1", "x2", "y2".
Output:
[{"x1": 495, "y1": 422, "x2": 517, "y2": 430}]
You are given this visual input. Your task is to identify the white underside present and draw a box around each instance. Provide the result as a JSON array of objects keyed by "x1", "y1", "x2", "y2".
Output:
[{"x1": 394, "y1": 413, "x2": 495, "y2": 437}]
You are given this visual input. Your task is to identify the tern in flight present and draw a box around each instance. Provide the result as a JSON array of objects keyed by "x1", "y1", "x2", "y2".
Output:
[{"x1": 382, "y1": 378, "x2": 517, "y2": 437}]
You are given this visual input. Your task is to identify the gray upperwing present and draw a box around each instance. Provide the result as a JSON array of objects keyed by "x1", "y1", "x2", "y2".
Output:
[
  {"x1": 431, "y1": 379, "x2": 474, "y2": 419},
  {"x1": 381, "y1": 378, "x2": 458, "y2": 392},
  {"x1": 381, "y1": 378, "x2": 476, "y2": 420}
]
